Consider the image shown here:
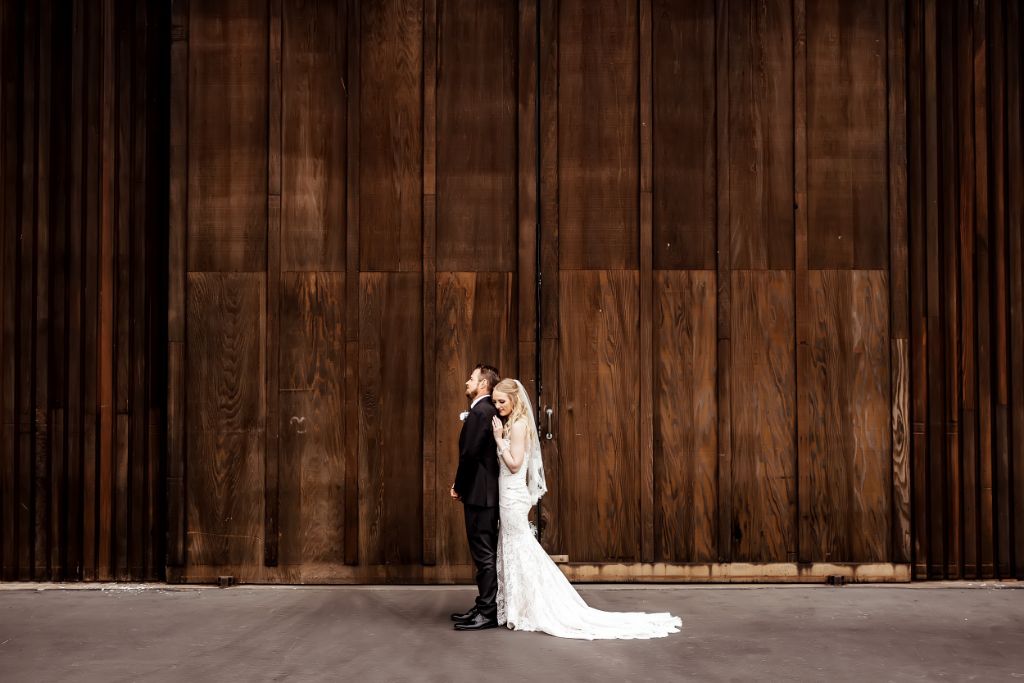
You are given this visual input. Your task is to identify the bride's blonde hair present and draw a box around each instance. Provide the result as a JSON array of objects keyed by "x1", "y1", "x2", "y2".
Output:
[{"x1": 493, "y1": 378, "x2": 530, "y2": 437}]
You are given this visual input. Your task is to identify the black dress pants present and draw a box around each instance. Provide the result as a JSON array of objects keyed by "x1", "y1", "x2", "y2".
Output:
[{"x1": 463, "y1": 503, "x2": 499, "y2": 620}]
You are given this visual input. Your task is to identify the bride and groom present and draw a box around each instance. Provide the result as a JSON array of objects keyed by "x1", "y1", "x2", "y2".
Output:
[{"x1": 449, "y1": 364, "x2": 682, "y2": 640}]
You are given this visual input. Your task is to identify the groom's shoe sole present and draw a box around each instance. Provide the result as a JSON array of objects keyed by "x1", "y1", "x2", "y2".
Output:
[{"x1": 453, "y1": 619, "x2": 498, "y2": 631}]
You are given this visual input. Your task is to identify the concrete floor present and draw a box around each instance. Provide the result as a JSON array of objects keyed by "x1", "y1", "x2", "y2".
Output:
[{"x1": 1, "y1": 583, "x2": 1022, "y2": 682}]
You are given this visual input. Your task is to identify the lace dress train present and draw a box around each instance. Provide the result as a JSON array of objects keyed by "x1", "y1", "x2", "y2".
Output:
[{"x1": 495, "y1": 451, "x2": 682, "y2": 640}]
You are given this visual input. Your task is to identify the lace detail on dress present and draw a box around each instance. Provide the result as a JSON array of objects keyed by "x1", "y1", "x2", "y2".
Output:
[{"x1": 495, "y1": 418, "x2": 682, "y2": 640}]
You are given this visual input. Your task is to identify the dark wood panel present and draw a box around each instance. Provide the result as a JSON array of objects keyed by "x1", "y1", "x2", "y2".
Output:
[
  {"x1": 559, "y1": 271, "x2": 639, "y2": 562},
  {"x1": 728, "y1": 0, "x2": 793, "y2": 270},
  {"x1": 278, "y1": 273, "x2": 347, "y2": 569},
  {"x1": 359, "y1": 0, "x2": 422, "y2": 272},
  {"x1": 358, "y1": 273, "x2": 422, "y2": 564},
  {"x1": 731, "y1": 270, "x2": 796, "y2": 562},
  {"x1": 187, "y1": 0, "x2": 268, "y2": 272},
  {"x1": 557, "y1": 0, "x2": 638, "y2": 271},
  {"x1": 801, "y1": 270, "x2": 891, "y2": 562},
  {"x1": 654, "y1": 271, "x2": 717, "y2": 562},
  {"x1": 806, "y1": 0, "x2": 889, "y2": 269},
  {"x1": 434, "y1": 272, "x2": 516, "y2": 568},
  {"x1": 436, "y1": 0, "x2": 517, "y2": 272},
  {"x1": 1007, "y1": 0, "x2": 1024, "y2": 579},
  {"x1": 281, "y1": 0, "x2": 347, "y2": 272},
  {"x1": 652, "y1": 0, "x2": 716, "y2": 270},
  {"x1": 186, "y1": 273, "x2": 266, "y2": 568}
]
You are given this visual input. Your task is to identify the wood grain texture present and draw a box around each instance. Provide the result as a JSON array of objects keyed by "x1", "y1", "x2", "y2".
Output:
[
  {"x1": 277, "y1": 273, "x2": 347, "y2": 570},
  {"x1": 728, "y1": 0, "x2": 793, "y2": 270},
  {"x1": 436, "y1": 0, "x2": 517, "y2": 272},
  {"x1": 714, "y1": 0, "x2": 732, "y2": 563},
  {"x1": 892, "y1": 338, "x2": 912, "y2": 562},
  {"x1": 422, "y1": 0, "x2": 438, "y2": 567},
  {"x1": 434, "y1": 272, "x2": 516, "y2": 568},
  {"x1": 559, "y1": 271, "x2": 639, "y2": 562},
  {"x1": 536, "y1": 0, "x2": 560, "y2": 555},
  {"x1": 806, "y1": 0, "x2": 889, "y2": 269},
  {"x1": 557, "y1": 0, "x2": 638, "y2": 271},
  {"x1": 801, "y1": 271, "x2": 891, "y2": 562},
  {"x1": 359, "y1": 0, "x2": 422, "y2": 272},
  {"x1": 639, "y1": 0, "x2": 654, "y2": 563},
  {"x1": 1007, "y1": 0, "x2": 1024, "y2": 579},
  {"x1": 654, "y1": 271, "x2": 717, "y2": 562},
  {"x1": 359, "y1": 273, "x2": 422, "y2": 565},
  {"x1": 187, "y1": 0, "x2": 268, "y2": 272},
  {"x1": 731, "y1": 271, "x2": 796, "y2": 562},
  {"x1": 653, "y1": 0, "x2": 716, "y2": 270},
  {"x1": 186, "y1": 273, "x2": 266, "y2": 568},
  {"x1": 282, "y1": 0, "x2": 347, "y2": 272}
]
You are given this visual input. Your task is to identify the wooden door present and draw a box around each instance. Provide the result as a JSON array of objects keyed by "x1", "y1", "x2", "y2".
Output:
[
  {"x1": 537, "y1": 0, "x2": 908, "y2": 574},
  {"x1": 171, "y1": 0, "x2": 536, "y2": 583}
]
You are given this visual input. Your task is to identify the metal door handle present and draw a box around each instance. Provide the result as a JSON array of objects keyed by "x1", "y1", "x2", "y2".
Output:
[{"x1": 544, "y1": 407, "x2": 554, "y2": 440}]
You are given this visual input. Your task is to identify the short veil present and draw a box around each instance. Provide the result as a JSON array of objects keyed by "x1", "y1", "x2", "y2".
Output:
[{"x1": 513, "y1": 379, "x2": 548, "y2": 506}]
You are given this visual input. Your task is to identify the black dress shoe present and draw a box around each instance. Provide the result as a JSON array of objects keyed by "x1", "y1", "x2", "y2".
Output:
[
  {"x1": 453, "y1": 613, "x2": 499, "y2": 631},
  {"x1": 450, "y1": 606, "x2": 479, "y2": 622}
]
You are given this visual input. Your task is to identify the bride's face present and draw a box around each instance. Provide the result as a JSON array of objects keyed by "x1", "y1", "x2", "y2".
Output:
[{"x1": 493, "y1": 391, "x2": 513, "y2": 417}]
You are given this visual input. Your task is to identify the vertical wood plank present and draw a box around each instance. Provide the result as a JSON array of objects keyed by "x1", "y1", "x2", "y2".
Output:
[
  {"x1": 889, "y1": 0, "x2": 912, "y2": 564},
  {"x1": 359, "y1": 0, "x2": 422, "y2": 273},
  {"x1": 517, "y1": 0, "x2": 538, "y2": 397},
  {"x1": 559, "y1": 271, "x2": 640, "y2": 562},
  {"x1": 97, "y1": 0, "x2": 117, "y2": 582},
  {"x1": 186, "y1": 273, "x2": 266, "y2": 569},
  {"x1": 938, "y1": 0, "x2": 960, "y2": 577},
  {"x1": 187, "y1": 0, "x2": 269, "y2": 273},
  {"x1": 654, "y1": 271, "x2": 717, "y2": 562},
  {"x1": 343, "y1": 0, "x2": 360, "y2": 566},
  {"x1": 731, "y1": 271, "x2": 796, "y2": 562},
  {"x1": 987, "y1": 0, "x2": 1011, "y2": 578},
  {"x1": 264, "y1": 0, "x2": 282, "y2": 568},
  {"x1": 714, "y1": 0, "x2": 732, "y2": 563},
  {"x1": 795, "y1": 0, "x2": 810, "y2": 564},
  {"x1": 639, "y1": 0, "x2": 654, "y2": 564},
  {"x1": 973, "y1": 0, "x2": 994, "y2": 578},
  {"x1": 281, "y1": 0, "x2": 347, "y2": 272},
  {"x1": 956, "y1": 0, "x2": 978, "y2": 578},
  {"x1": 653, "y1": 0, "x2": 716, "y2": 270},
  {"x1": 34, "y1": 0, "x2": 53, "y2": 580},
  {"x1": 557, "y1": 0, "x2": 638, "y2": 271},
  {"x1": 166, "y1": 0, "x2": 189, "y2": 571},
  {"x1": 728, "y1": 0, "x2": 794, "y2": 270},
  {"x1": 436, "y1": 0, "x2": 517, "y2": 272},
  {"x1": 83, "y1": 0, "x2": 102, "y2": 581},
  {"x1": 806, "y1": 0, "x2": 889, "y2": 269},
  {"x1": 422, "y1": 0, "x2": 437, "y2": 567},
  {"x1": 277, "y1": 273, "x2": 346, "y2": 571},
  {"x1": 537, "y1": 0, "x2": 560, "y2": 554},
  {"x1": 1006, "y1": 0, "x2": 1024, "y2": 579},
  {"x1": 358, "y1": 273, "x2": 422, "y2": 565}
]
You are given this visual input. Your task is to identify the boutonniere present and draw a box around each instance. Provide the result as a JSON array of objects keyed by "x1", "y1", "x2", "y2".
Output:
[{"x1": 459, "y1": 411, "x2": 469, "y2": 422}]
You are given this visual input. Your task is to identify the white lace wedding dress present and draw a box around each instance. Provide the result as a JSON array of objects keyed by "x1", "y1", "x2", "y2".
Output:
[{"x1": 495, "y1": 416, "x2": 682, "y2": 640}]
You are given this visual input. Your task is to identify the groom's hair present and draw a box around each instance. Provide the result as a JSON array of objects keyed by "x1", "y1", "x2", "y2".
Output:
[{"x1": 475, "y1": 363, "x2": 500, "y2": 393}]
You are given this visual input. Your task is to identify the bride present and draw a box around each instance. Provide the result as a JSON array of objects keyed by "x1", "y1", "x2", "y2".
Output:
[{"x1": 488, "y1": 378, "x2": 682, "y2": 640}]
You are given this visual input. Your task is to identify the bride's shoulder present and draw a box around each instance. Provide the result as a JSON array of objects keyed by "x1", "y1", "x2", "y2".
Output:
[{"x1": 509, "y1": 417, "x2": 528, "y2": 436}]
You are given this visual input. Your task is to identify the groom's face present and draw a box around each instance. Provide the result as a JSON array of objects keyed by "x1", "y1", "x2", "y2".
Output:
[{"x1": 465, "y1": 369, "x2": 485, "y2": 400}]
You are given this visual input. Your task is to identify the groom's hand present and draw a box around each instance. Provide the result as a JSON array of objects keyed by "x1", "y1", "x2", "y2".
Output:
[{"x1": 450, "y1": 485, "x2": 460, "y2": 501}]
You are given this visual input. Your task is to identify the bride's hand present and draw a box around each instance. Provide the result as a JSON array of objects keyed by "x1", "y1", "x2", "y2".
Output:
[{"x1": 491, "y1": 416, "x2": 504, "y2": 443}]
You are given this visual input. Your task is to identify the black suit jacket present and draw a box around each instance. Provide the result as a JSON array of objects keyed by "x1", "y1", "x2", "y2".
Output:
[{"x1": 453, "y1": 397, "x2": 499, "y2": 507}]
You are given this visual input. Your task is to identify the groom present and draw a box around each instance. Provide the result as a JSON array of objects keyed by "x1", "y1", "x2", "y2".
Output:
[{"x1": 449, "y1": 363, "x2": 501, "y2": 631}]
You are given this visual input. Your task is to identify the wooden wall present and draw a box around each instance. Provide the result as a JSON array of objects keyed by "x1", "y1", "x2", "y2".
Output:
[
  {"x1": 0, "y1": 0, "x2": 169, "y2": 581},
  {"x1": 906, "y1": 0, "x2": 1024, "y2": 579},
  {"x1": 1, "y1": 0, "x2": 1022, "y2": 583}
]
